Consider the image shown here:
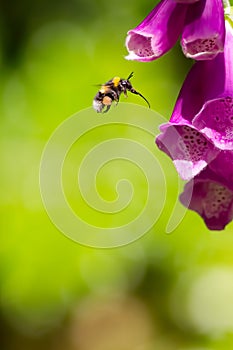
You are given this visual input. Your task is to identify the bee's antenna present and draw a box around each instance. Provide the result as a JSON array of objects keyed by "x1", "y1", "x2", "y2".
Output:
[
  {"x1": 127, "y1": 72, "x2": 134, "y2": 80},
  {"x1": 130, "y1": 88, "x2": 150, "y2": 108}
]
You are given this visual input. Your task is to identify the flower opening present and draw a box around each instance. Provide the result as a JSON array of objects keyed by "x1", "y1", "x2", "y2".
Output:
[
  {"x1": 180, "y1": 166, "x2": 233, "y2": 230},
  {"x1": 181, "y1": 0, "x2": 225, "y2": 60},
  {"x1": 125, "y1": 0, "x2": 188, "y2": 62}
]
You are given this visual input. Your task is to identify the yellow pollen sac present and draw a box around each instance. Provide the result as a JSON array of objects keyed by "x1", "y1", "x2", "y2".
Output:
[
  {"x1": 113, "y1": 77, "x2": 121, "y2": 87},
  {"x1": 103, "y1": 96, "x2": 112, "y2": 106}
]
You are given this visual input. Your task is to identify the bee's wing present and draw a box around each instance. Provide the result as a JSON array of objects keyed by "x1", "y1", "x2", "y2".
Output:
[{"x1": 93, "y1": 83, "x2": 113, "y2": 88}]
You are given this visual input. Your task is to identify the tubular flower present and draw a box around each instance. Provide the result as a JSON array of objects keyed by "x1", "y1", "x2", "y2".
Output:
[
  {"x1": 125, "y1": 0, "x2": 188, "y2": 62},
  {"x1": 155, "y1": 59, "x2": 221, "y2": 180},
  {"x1": 125, "y1": 0, "x2": 225, "y2": 62},
  {"x1": 181, "y1": 0, "x2": 225, "y2": 60},
  {"x1": 175, "y1": 0, "x2": 201, "y2": 3},
  {"x1": 156, "y1": 123, "x2": 220, "y2": 181},
  {"x1": 193, "y1": 20, "x2": 233, "y2": 150},
  {"x1": 156, "y1": 19, "x2": 233, "y2": 180},
  {"x1": 180, "y1": 152, "x2": 233, "y2": 230}
]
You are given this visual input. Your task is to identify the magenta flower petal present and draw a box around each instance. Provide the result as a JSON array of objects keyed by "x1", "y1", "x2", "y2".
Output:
[
  {"x1": 193, "y1": 97, "x2": 233, "y2": 150},
  {"x1": 175, "y1": 0, "x2": 200, "y2": 2},
  {"x1": 170, "y1": 21, "x2": 233, "y2": 127},
  {"x1": 169, "y1": 60, "x2": 213, "y2": 125},
  {"x1": 181, "y1": 0, "x2": 225, "y2": 60},
  {"x1": 155, "y1": 20, "x2": 233, "y2": 180},
  {"x1": 180, "y1": 167, "x2": 233, "y2": 230},
  {"x1": 125, "y1": 0, "x2": 187, "y2": 62},
  {"x1": 193, "y1": 21, "x2": 233, "y2": 150},
  {"x1": 156, "y1": 124, "x2": 220, "y2": 180},
  {"x1": 209, "y1": 151, "x2": 233, "y2": 188}
]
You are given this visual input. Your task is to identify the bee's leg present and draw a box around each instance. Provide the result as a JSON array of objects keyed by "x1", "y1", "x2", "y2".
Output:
[
  {"x1": 121, "y1": 86, "x2": 128, "y2": 98},
  {"x1": 102, "y1": 95, "x2": 113, "y2": 113},
  {"x1": 112, "y1": 90, "x2": 119, "y2": 101},
  {"x1": 103, "y1": 105, "x2": 111, "y2": 113},
  {"x1": 104, "y1": 90, "x2": 119, "y2": 109},
  {"x1": 111, "y1": 90, "x2": 120, "y2": 106}
]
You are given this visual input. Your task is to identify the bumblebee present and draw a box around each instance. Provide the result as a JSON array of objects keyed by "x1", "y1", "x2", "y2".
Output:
[{"x1": 93, "y1": 72, "x2": 150, "y2": 113}]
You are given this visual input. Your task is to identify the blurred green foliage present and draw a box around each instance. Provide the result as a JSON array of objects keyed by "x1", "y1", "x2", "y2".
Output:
[{"x1": 0, "y1": 1, "x2": 233, "y2": 349}]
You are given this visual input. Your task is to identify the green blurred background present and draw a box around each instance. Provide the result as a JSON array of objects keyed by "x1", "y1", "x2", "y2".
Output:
[{"x1": 1, "y1": 0, "x2": 233, "y2": 349}]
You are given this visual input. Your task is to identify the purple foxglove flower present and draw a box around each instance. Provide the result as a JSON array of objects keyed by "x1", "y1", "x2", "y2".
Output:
[
  {"x1": 156, "y1": 19, "x2": 233, "y2": 180},
  {"x1": 156, "y1": 123, "x2": 220, "y2": 180},
  {"x1": 156, "y1": 58, "x2": 222, "y2": 180},
  {"x1": 209, "y1": 151, "x2": 233, "y2": 184},
  {"x1": 180, "y1": 153, "x2": 233, "y2": 230},
  {"x1": 193, "y1": 20, "x2": 233, "y2": 150},
  {"x1": 181, "y1": 0, "x2": 225, "y2": 60},
  {"x1": 125, "y1": 0, "x2": 188, "y2": 62},
  {"x1": 175, "y1": 0, "x2": 200, "y2": 2}
]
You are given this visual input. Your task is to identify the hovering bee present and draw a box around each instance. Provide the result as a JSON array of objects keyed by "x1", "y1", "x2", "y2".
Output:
[{"x1": 93, "y1": 72, "x2": 150, "y2": 113}]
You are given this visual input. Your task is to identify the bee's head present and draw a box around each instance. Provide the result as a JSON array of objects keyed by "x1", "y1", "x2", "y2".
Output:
[
  {"x1": 120, "y1": 72, "x2": 134, "y2": 91},
  {"x1": 120, "y1": 79, "x2": 133, "y2": 91}
]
